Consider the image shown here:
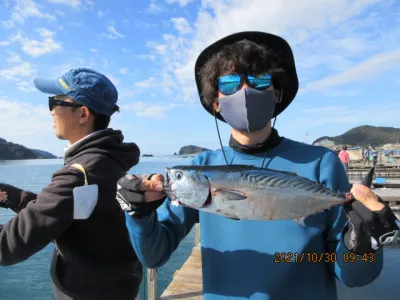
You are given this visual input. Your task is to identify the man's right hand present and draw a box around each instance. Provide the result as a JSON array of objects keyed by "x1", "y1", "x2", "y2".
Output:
[
  {"x1": 116, "y1": 174, "x2": 166, "y2": 218},
  {"x1": 0, "y1": 190, "x2": 8, "y2": 208},
  {"x1": 0, "y1": 183, "x2": 23, "y2": 210}
]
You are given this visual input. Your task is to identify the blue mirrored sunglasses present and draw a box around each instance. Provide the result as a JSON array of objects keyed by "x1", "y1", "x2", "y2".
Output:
[{"x1": 217, "y1": 73, "x2": 272, "y2": 95}]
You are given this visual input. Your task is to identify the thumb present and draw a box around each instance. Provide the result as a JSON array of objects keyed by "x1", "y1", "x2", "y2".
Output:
[{"x1": 139, "y1": 179, "x2": 164, "y2": 192}]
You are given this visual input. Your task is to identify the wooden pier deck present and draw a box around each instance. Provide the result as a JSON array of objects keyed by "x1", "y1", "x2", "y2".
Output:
[
  {"x1": 160, "y1": 245, "x2": 203, "y2": 300},
  {"x1": 158, "y1": 184, "x2": 400, "y2": 300}
]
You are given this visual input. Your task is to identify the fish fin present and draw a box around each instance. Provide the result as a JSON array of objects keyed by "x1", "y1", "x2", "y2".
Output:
[
  {"x1": 213, "y1": 189, "x2": 247, "y2": 201},
  {"x1": 294, "y1": 217, "x2": 306, "y2": 227},
  {"x1": 264, "y1": 168, "x2": 298, "y2": 176}
]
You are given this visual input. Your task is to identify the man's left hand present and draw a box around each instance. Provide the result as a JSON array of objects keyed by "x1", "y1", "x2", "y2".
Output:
[{"x1": 344, "y1": 183, "x2": 399, "y2": 254}]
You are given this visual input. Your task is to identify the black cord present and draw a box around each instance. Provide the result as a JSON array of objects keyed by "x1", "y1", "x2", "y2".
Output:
[{"x1": 214, "y1": 110, "x2": 229, "y2": 165}]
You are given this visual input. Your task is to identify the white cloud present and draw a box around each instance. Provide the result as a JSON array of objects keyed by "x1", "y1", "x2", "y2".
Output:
[
  {"x1": 135, "y1": 77, "x2": 156, "y2": 88},
  {"x1": 98, "y1": 9, "x2": 109, "y2": 18},
  {"x1": 0, "y1": 54, "x2": 37, "y2": 81},
  {"x1": 147, "y1": 0, "x2": 164, "y2": 13},
  {"x1": 1, "y1": 29, "x2": 62, "y2": 56},
  {"x1": 134, "y1": 20, "x2": 157, "y2": 29},
  {"x1": 4, "y1": 29, "x2": 62, "y2": 57},
  {"x1": 297, "y1": 104, "x2": 400, "y2": 128},
  {"x1": 55, "y1": 9, "x2": 66, "y2": 17},
  {"x1": 103, "y1": 26, "x2": 125, "y2": 39},
  {"x1": 137, "y1": 104, "x2": 178, "y2": 119},
  {"x1": 171, "y1": 17, "x2": 192, "y2": 35},
  {"x1": 16, "y1": 81, "x2": 36, "y2": 92},
  {"x1": 121, "y1": 102, "x2": 180, "y2": 119},
  {"x1": 166, "y1": 0, "x2": 194, "y2": 6},
  {"x1": 301, "y1": 49, "x2": 400, "y2": 93},
  {"x1": 89, "y1": 48, "x2": 98, "y2": 52},
  {"x1": 146, "y1": 41, "x2": 167, "y2": 55},
  {"x1": 46, "y1": 0, "x2": 81, "y2": 8},
  {"x1": 136, "y1": 54, "x2": 157, "y2": 61},
  {"x1": 46, "y1": 0, "x2": 93, "y2": 9},
  {"x1": 120, "y1": 68, "x2": 128, "y2": 74},
  {"x1": 139, "y1": 0, "x2": 397, "y2": 103},
  {"x1": 0, "y1": 97, "x2": 53, "y2": 138},
  {"x1": 2, "y1": 0, "x2": 56, "y2": 28}
]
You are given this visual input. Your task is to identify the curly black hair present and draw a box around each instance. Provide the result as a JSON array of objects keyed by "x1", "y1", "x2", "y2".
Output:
[{"x1": 198, "y1": 39, "x2": 287, "y2": 107}]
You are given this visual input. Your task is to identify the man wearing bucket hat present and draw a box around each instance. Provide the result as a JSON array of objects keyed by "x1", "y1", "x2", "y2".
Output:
[
  {"x1": 117, "y1": 32, "x2": 398, "y2": 299},
  {"x1": 0, "y1": 68, "x2": 143, "y2": 299}
]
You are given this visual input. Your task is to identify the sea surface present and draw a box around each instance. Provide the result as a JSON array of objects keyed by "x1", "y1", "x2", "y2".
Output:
[{"x1": 0, "y1": 157, "x2": 398, "y2": 300}]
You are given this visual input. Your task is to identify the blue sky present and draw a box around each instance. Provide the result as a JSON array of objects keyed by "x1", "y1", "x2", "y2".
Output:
[{"x1": 0, "y1": 0, "x2": 399, "y2": 157}]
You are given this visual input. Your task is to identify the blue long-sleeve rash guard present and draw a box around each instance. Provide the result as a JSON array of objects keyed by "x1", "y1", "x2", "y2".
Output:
[{"x1": 126, "y1": 138, "x2": 383, "y2": 300}]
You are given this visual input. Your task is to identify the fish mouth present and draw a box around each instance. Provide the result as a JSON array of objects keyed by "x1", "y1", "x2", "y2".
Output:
[
  {"x1": 163, "y1": 186, "x2": 178, "y2": 202},
  {"x1": 202, "y1": 189, "x2": 212, "y2": 208},
  {"x1": 163, "y1": 186, "x2": 212, "y2": 208}
]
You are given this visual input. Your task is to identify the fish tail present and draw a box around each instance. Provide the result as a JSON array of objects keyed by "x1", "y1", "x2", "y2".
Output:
[
  {"x1": 344, "y1": 166, "x2": 376, "y2": 204},
  {"x1": 361, "y1": 166, "x2": 375, "y2": 188}
]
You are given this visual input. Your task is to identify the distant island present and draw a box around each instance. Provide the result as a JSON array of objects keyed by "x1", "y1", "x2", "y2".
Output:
[
  {"x1": 313, "y1": 125, "x2": 400, "y2": 149},
  {"x1": 0, "y1": 138, "x2": 57, "y2": 160},
  {"x1": 178, "y1": 145, "x2": 211, "y2": 155}
]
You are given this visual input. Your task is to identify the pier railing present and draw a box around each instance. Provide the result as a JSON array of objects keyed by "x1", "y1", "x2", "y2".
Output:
[{"x1": 137, "y1": 223, "x2": 200, "y2": 300}]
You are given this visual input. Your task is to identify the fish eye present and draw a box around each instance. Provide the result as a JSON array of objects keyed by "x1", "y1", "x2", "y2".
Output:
[{"x1": 175, "y1": 171, "x2": 183, "y2": 181}]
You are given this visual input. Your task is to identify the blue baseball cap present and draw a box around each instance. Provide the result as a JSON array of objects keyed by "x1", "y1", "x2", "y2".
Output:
[{"x1": 33, "y1": 67, "x2": 119, "y2": 116}]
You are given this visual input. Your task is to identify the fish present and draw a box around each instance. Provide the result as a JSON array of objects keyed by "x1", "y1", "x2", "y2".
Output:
[{"x1": 163, "y1": 164, "x2": 371, "y2": 222}]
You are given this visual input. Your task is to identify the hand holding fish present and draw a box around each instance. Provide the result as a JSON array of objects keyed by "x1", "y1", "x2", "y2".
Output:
[
  {"x1": 344, "y1": 186, "x2": 399, "y2": 254},
  {"x1": 116, "y1": 173, "x2": 166, "y2": 218},
  {"x1": 350, "y1": 183, "x2": 385, "y2": 212}
]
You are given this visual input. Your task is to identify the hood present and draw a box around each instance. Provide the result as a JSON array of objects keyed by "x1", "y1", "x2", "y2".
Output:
[{"x1": 64, "y1": 128, "x2": 140, "y2": 171}]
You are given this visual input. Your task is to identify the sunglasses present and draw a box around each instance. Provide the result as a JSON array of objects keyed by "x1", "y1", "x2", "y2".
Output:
[
  {"x1": 217, "y1": 73, "x2": 272, "y2": 95},
  {"x1": 48, "y1": 96, "x2": 83, "y2": 112}
]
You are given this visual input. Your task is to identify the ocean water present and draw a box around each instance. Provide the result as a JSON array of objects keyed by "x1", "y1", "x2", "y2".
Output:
[{"x1": 0, "y1": 157, "x2": 398, "y2": 300}]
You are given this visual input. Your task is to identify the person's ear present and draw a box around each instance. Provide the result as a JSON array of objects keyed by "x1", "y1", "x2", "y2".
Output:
[
  {"x1": 275, "y1": 90, "x2": 283, "y2": 103},
  {"x1": 213, "y1": 99, "x2": 221, "y2": 112},
  {"x1": 79, "y1": 107, "x2": 91, "y2": 124}
]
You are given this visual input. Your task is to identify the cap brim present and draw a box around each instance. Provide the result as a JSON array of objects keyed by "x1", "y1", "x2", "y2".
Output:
[{"x1": 33, "y1": 78, "x2": 66, "y2": 95}]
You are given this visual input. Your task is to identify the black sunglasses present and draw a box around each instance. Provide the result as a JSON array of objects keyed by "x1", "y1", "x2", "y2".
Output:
[{"x1": 48, "y1": 96, "x2": 83, "y2": 112}]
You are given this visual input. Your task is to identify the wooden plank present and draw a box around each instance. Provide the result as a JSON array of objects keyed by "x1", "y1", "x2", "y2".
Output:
[
  {"x1": 374, "y1": 188, "x2": 400, "y2": 202},
  {"x1": 161, "y1": 246, "x2": 203, "y2": 299},
  {"x1": 147, "y1": 268, "x2": 157, "y2": 300}
]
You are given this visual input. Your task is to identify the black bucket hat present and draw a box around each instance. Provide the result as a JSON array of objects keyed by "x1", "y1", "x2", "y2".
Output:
[{"x1": 194, "y1": 31, "x2": 299, "y2": 122}]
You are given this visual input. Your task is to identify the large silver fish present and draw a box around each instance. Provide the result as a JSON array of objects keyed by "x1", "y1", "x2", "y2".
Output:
[{"x1": 163, "y1": 164, "x2": 355, "y2": 221}]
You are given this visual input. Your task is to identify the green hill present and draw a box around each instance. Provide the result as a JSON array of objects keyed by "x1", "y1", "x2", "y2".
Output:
[
  {"x1": 313, "y1": 125, "x2": 400, "y2": 147},
  {"x1": 0, "y1": 139, "x2": 57, "y2": 160}
]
